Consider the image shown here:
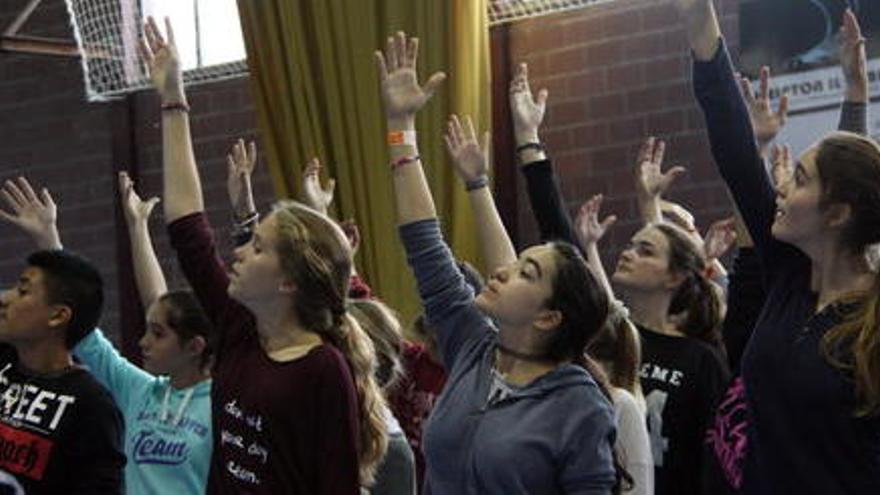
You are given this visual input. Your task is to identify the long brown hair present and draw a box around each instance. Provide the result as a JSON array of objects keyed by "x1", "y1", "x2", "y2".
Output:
[
  {"x1": 348, "y1": 298, "x2": 405, "y2": 391},
  {"x1": 544, "y1": 242, "x2": 632, "y2": 493},
  {"x1": 653, "y1": 223, "x2": 725, "y2": 352},
  {"x1": 273, "y1": 200, "x2": 388, "y2": 483},
  {"x1": 588, "y1": 308, "x2": 641, "y2": 396},
  {"x1": 815, "y1": 131, "x2": 880, "y2": 417}
]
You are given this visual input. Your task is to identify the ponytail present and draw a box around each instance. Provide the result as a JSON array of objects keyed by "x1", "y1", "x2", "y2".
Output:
[
  {"x1": 331, "y1": 312, "x2": 389, "y2": 485},
  {"x1": 655, "y1": 223, "x2": 725, "y2": 353},
  {"x1": 670, "y1": 270, "x2": 725, "y2": 351},
  {"x1": 822, "y1": 277, "x2": 880, "y2": 417},
  {"x1": 574, "y1": 353, "x2": 634, "y2": 495}
]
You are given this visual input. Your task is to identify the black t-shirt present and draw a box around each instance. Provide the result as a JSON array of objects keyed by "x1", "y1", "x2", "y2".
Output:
[
  {"x1": 0, "y1": 346, "x2": 125, "y2": 494},
  {"x1": 638, "y1": 326, "x2": 731, "y2": 495}
]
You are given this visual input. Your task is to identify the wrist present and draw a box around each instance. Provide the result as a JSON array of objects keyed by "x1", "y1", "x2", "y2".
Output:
[
  {"x1": 844, "y1": 85, "x2": 868, "y2": 103},
  {"x1": 36, "y1": 228, "x2": 62, "y2": 251},
  {"x1": 465, "y1": 175, "x2": 489, "y2": 191},
  {"x1": 514, "y1": 131, "x2": 540, "y2": 146},
  {"x1": 161, "y1": 88, "x2": 188, "y2": 106},
  {"x1": 387, "y1": 116, "x2": 416, "y2": 131}
]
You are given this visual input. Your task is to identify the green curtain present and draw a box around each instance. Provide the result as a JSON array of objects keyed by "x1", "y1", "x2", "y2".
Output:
[{"x1": 236, "y1": 0, "x2": 491, "y2": 323}]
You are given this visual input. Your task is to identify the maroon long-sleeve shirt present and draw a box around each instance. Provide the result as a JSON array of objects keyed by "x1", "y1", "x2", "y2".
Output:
[{"x1": 168, "y1": 212, "x2": 361, "y2": 495}]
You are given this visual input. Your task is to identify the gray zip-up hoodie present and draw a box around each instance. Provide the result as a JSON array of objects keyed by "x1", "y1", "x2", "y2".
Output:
[{"x1": 400, "y1": 219, "x2": 616, "y2": 495}]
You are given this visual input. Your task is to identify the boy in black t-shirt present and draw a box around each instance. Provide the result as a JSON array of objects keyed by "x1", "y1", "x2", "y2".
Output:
[{"x1": 0, "y1": 250, "x2": 125, "y2": 494}]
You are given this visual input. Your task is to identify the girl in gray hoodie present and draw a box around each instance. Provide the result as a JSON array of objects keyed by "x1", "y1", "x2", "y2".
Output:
[{"x1": 375, "y1": 31, "x2": 621, "y2": 495}]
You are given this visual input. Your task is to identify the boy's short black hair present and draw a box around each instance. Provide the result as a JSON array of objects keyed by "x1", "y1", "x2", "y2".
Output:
[{"x1": 27, "y1": 250, "x2": 103, "y2": 348}]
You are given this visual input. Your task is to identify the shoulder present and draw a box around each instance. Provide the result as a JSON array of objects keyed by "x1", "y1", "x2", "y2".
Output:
[{"x1": 62, "y1": 368, "x2": 123, "y2": 423}]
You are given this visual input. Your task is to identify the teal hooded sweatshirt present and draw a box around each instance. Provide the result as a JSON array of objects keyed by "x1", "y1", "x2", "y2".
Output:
[{"x1": 75, "y1": 329, "x2": 212, "y2": 495}]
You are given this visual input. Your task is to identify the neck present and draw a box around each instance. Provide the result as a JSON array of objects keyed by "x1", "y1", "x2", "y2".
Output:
[
  {"x1": 250, "y1": 300, "x2": 322, "y2": 354},
  {"x1": 811, "y1": 246, "x2": 875, "y2": 310},
  {"x1": 495, "y1": 325, "x2": 559, "y2": 386},
  {"x1": 15, "y1": 339, "x2": 74, "y2": 374},
  {"x1": 170, "y1": 364, "x2": 210, "y2": 390},
  {"x1": 619, "y1": 288, "x2": 680, "y2": 335}
]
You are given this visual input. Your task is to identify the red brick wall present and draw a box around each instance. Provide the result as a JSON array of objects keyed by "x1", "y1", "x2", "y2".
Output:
[
  {"x1": 506, "y1": 0, "x2": 742, "y2": 263},
  {"x1": 0, "y1": 0, "x2": 273, "y2": 357},
  {"x1": 0, "y1": 0, "x2": 745, "y2": 355}
]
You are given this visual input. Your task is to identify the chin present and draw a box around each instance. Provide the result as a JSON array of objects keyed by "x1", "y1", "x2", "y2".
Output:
[
  {"x1": 770, "y1": 220, "x2": 790, "y2": 242},
  {"x1": 474, "y1": 293, "x2": 494, "y2": 314}
]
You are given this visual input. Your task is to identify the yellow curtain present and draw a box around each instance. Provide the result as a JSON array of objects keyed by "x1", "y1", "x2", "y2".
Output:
[{"x1": 237, "y1": 0, "x2": 491, "y2": 323}]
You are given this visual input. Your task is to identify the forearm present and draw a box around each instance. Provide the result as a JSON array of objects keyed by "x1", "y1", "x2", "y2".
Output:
[
  {"x1": 127, "y1": 222, "x2": 168, "y2": 309},
  {"x1": 32, "y1": 226, "x2": 62, "y2": 251},
  {"x1": 521, "y1": 159, "x2": 579, "y2": 247},
  {"x1": 681, "y1": 1, "x2": 721, "y2": 62},
  {"x1": 468, "y1": 187, "x2": 516, "y2": 273},
  {"x1": 838, "y1": 101, "x2": 868, "y2": 135},
  {"x1": 389, "y1": 120, "x2": 437, "y2": 225},
  {"x1": 162, "y1": 91, "x2": 204, "y2": 223},
  {"x1": 585, "y1": 242, "x2": 615, "y2": 301},
  {"x1": 637, "y1": 193, "x2": 662, "y2": 225}
]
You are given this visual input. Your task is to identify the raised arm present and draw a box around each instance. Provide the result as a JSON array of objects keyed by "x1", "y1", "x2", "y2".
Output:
[
  {"x1": 119, "y1": 172, "x2": 167, "y2": 309},
  {"x1": 676, "y1": 0, "x2": 776, "y2": 256},
  {"x1": 375, "y1": 32, "x2": 444, "y2": 225},
  {"x1": 377, "y1": 32, "x2": 492, "y2": 369},
  {"x1": 0, "y1": 177, "x2": 61, "y2": 250},
  {"x1": 574, "y1": 194, "x2": 617, "y2": 301},
  {"x1": 227, "y1": 139, "x2": 260, "y2": 247},
  {"x1": 634, "y1": 137, "x2": 685, "y2": 225},
  {"x1": 444, "y1": 114, "x2": 516, "y2": 272},
  {"x1": 838, "y1": 8, "x2": 868, "y2": 133},
  {"x1": 510, "y1": 63, "x2": 582, "y2": 248},
  {"x1": 145, "y1": 17, "x2": 234, "y2": 322},
  {"x1": 140, "y1": 17, "x2": 203, "y2": 223},
  {"x1": 737, "y1": 68, "x2": 789, "y2": 158},
  {"x1": 301, "y1": 158, "x2": 336, "y2": 217}
]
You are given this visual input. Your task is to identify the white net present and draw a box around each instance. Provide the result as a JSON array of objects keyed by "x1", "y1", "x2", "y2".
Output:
[
  {"x1": 488, "y1": 0, "x2": 613, "y2": 26},
  {"x1": 64, "y1": 0, "x2": 247, "y2": 102}
]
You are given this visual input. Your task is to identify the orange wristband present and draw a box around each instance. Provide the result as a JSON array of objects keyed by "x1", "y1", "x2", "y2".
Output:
[{"x1": 388, "y1": 130, "x2": 416, "y2": 146}]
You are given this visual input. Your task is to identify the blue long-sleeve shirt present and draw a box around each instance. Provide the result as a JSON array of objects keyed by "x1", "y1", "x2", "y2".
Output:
[
  {"x1": 693, "y1": 38, "x2": 880, "y2": 494},
  {"x1": 400, "y1": 219, "x2": 616, "y2": 494}
]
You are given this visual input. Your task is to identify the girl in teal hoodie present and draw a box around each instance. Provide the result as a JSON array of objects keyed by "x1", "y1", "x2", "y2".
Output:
[{"x1": 0, "y1": 174, "x2": 214, "y2": 495}]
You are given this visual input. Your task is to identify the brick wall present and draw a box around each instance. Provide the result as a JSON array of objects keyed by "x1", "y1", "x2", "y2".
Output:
[
  {"x1": 0, "y1": 0, "x2": 272, "y2": 357},
  {"x1": 0, "y1": 0, "x2": 745, "y2": 356},
  {"x1": 506, "y1": 0, "x2": 742, "y2": 264}
]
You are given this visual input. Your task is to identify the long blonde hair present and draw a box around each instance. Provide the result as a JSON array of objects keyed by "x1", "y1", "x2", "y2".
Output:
[{"x1": 273, "y1": 200, "x2": 388, "y2": 483}]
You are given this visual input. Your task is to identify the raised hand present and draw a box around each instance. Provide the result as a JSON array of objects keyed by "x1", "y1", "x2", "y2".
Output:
[
  {"x1": 375, "y1": 31, "x2": 446, "y2": 128},
  {"x1": 575, "y1": 194, "x2": 617, "y2": 249},
  {"x1": 738, "y1": 67, "x2": 789, "y2": 150},
  {"x1": 119, "y1": 172, "x2": 160, "y2": 227},
  {"x1": 227, "y1": 139, "x2": 257, "y2": 220},
  {"x1": 139, "y1": 16, "x2": 184, "y2": 103},
  {"x1": 509, "y1": 63, "x2": 548, "y2": 145},
  {"x1": 704, "y1": 216, "x2": 737, "y2": 261},
  {"x1": 770, "y1": 143, "x2": 793, "y2": 192},
  {"x1": 635, "y1": 137, "x2": 685, "y2": 200},
  {"x1": 839, "y1": 8, "x2": 867, "y2": 102},
  {"x1": 444, "y1": 115, "x2": 490, "y2": 183},
  {"x1": 0, "y1": 177, "x2": 61, "y2": 250},
  {"x1": 301, "y1": 158, "x2": 336, "y2": 215}
]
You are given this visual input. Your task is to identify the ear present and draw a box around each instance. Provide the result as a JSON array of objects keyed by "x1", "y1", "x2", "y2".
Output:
[
  {"x1": 824, "y1": 202, "x2": 851, "y2": 229},
  {"x1": 534, "y1": 308, "x2": 562, "y2": 332},
  {"x1": 47, "y1": 305, "x2": 72, "y2": 330},
  {"x1": 279, "y1": 279, "x2": 297, "y2": 294},
  {"x1": 185, "y1": 335, "x2": 207, "y2": 358},
  {"x1": 663, "y1": 270, "x2": 687, "y2": 291}
]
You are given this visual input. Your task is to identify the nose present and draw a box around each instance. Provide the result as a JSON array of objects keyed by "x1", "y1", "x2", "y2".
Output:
[
  {"x1": 492, "y1": 265, "x2": 510, "y2": 283},
  {"x1": 138, "y1": 334, "x2": 149, "y2": 351}
]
